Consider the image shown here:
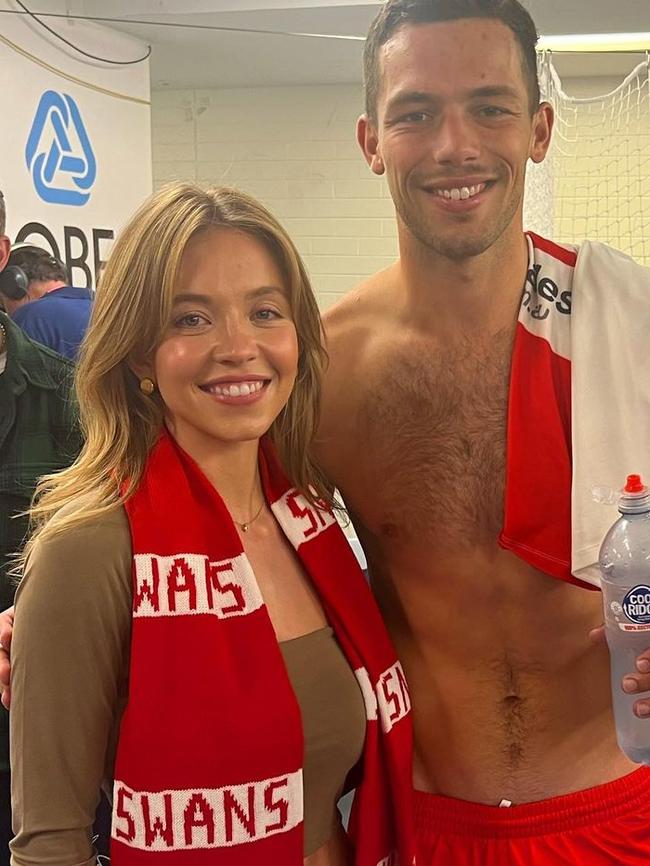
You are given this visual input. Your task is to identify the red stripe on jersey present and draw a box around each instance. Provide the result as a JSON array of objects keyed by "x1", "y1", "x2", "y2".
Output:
[
  {"x1": 499, "y1": 322, "x2": 594, "y2": 590},
  {"x1": 526, "y1": 232, "x2": 578, "y2": 268}
]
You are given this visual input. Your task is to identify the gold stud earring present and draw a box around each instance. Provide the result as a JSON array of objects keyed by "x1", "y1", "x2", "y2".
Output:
[{"x1": 139, "y1": 377, "x2": 156, "y2": 395}]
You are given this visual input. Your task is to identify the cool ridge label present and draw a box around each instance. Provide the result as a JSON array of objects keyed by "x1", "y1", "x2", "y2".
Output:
[{"x1": 623, "y1": 585, "x2": 650, "y2": 622}]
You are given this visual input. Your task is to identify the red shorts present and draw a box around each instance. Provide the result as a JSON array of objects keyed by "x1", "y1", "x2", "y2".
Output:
[{"x1": 414, "y1": 767, "x2": 650, "y2": 865}]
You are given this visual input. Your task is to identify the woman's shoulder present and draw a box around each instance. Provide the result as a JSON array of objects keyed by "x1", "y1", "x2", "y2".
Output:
[
  {"x1": 52, "y1": 495, "x2": 129, "y2": 538},
  {"x1": 34, "y1": 496, "x2": 128, "y2": 551},
  {"x1": 23, "y1": 497, "x2": 132, "y2": 598}
]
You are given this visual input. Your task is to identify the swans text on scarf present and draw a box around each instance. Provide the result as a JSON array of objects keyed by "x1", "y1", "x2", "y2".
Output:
[
  {"x1": 118, "y1": 434, "x2": 416, "y2": 866},
  {"x1": 112, "y1": 772, "x2": 303, "y2": 851},
  {"x1": 271, "y1": 489, "x2": 337, "y2": 550},
  {"x1": 356, "y1": 661, "x2": 411, "y2": 734},
  {"x1": 132, "y1": 552, "x2": 264, "y2": 618}
]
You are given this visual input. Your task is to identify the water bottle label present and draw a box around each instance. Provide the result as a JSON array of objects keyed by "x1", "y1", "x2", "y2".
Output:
[{"x1": 619, "y1": 585, "x2": 650, "y2": 626}]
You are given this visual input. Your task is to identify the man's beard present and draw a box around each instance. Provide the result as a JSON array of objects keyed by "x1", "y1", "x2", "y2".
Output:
[{"x1": 396, "y1": 180, "x2": 522, "y2": 262}]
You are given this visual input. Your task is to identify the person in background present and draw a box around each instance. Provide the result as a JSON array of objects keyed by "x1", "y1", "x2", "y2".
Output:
[
  {"x1": 315, "y1": 0, "x2": 650, "y2": 864},
  {"x1": 8, "y1": 183, "x2": 414, "y2": 866},
  {"x1": 0, "y1": 191, "x2": 82, "y2": 866},
  {"x1": 0, "y1": 244, "x2": 92, "y2": 360}
]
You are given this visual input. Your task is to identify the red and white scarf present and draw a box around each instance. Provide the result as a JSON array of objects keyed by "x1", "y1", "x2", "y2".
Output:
[{"x1": 111, "y1": 430, "x2": 415, "y2": 866}]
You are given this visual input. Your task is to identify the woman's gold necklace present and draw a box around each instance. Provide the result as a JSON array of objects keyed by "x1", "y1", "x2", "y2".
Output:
[{"x1": 234, "y1": 499, "x2": 265, "y2": 533}]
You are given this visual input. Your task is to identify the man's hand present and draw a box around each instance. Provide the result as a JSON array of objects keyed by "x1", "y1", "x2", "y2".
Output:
[
  {"x1": 590, "y1": 624, "x2": 650, "y2": 718},
  {"x1": 0, "y1": 606, "x2": 14, "y2": 709}
]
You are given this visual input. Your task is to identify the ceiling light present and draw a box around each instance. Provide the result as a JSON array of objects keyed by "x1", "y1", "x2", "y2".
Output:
[{"x1": 538, "y1": 32, "x2": 650, "y2": 53}]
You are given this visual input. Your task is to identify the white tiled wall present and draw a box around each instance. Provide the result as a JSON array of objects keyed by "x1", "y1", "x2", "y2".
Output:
[{"x1": 152, "y1": 85, "x2": 398, "y2": 311}]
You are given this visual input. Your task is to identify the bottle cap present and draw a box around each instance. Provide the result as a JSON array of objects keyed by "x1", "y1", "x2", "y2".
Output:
[
  {"x1": 619, "y1": 474, "x2": 650, "y2": 514},
  {"x1": 625, "y1": 474, "x2": 645, "y2": 493}
]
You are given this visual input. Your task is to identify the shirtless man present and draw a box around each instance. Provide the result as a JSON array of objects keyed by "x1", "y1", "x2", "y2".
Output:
[
  {"x1": 316, "y1": 0, "x2": 650, "y2": 862},
  {"x1": 2, "y1": 1, "x2": 650, "y2": 862}
]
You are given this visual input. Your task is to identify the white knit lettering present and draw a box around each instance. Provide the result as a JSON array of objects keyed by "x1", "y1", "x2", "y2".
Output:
[
  {"x1": 132, "y1": 552, "x2": 264, "y2": 619},
  {"x1": 355, "y1": 667, "x2": 378, "y2": 721},
  {"x1": 112, "y1": 771, "x2": 303, "y2": 850},
  {"x1": 376, "y1": 661, "x2": 411, "y2": 734},
  {"x1": 356, "y1": 664, "x2": 411, "y2": 732},
  {"x1": 271, "y1": 489, "x2": 336, "y2": 549}
]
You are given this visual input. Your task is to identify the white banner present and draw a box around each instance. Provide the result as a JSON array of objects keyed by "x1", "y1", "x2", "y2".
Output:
[{"x1": 0, "y1": 1, "x2": 152, "y2": 288}]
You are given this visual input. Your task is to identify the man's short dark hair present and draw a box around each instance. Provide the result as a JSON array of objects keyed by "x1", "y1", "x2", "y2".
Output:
[
  {"x1": 9, "y1": 246, "x2": 69, "y2": 284},
  {"x1": 363, "y1": 0, "x2": 541, "y2": 121},
  {"x1": 0, "y1": 190, "x2": 5, "y2": 236}
]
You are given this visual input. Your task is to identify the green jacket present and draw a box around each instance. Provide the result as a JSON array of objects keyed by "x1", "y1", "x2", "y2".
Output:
[{"x1": 0, "y1": 311, "x2": 82, "y2": 771}]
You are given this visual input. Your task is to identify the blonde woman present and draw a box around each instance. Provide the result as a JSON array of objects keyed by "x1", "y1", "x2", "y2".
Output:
[{"x1": 9, "y1": 184, "x2": 414, "y2": 866}]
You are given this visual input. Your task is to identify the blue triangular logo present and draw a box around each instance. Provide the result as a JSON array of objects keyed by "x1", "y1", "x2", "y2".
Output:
[{"x1": 26, "y1": 90, "x2": 97, "y2": 206}]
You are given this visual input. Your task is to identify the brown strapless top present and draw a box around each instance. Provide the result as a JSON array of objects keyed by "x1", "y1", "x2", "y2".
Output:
[{"x1": 281, "y1": 626, "x2": 366, "y2": 854}]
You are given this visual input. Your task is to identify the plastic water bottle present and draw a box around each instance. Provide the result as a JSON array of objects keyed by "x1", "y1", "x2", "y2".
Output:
[{"x1": 599, "y1": 474, "x2": 650, "y2": 764}]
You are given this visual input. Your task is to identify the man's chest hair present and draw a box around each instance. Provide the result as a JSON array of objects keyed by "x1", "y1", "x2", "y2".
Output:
[{"x1": 350, "y1": 332, "x2": 514, "y2": 545}]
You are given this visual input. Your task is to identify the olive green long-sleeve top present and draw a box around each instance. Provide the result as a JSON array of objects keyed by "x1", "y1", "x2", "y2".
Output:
[{"x1": 10, "y1": 503, "x2": 366, "y2": 865}]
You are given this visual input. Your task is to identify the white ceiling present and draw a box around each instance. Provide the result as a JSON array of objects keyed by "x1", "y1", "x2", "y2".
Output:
[{"x1": 11, "y1": 0, "x2": 650, "y2": 89}]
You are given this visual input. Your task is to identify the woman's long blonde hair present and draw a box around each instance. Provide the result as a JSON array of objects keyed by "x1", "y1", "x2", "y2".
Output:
[{"x1": 22, "y1": 183, "x2": 330, "y2": 563}]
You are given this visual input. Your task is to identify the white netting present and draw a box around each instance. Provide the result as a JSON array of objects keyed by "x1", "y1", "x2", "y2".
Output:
[{"x1": 523, "y1": 54, "x2": 650, "y2": 265}]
